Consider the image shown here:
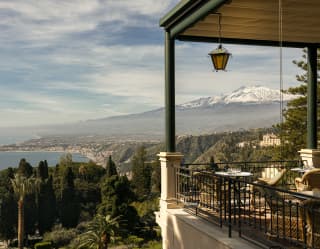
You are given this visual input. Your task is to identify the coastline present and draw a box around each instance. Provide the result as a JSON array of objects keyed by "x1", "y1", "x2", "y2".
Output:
[{"x1": 0, "y1": 151, "x2": 92, "y2": 170}]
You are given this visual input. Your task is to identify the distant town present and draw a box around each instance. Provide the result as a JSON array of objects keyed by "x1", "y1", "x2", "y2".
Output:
[{"x1": 0, "y1": 134, "x2": 160, "y2": 166}]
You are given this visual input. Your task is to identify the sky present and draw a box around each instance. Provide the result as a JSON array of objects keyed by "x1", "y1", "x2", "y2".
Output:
[{"x1": 0, "y1": 0, "x2": 304, "y2": 128}]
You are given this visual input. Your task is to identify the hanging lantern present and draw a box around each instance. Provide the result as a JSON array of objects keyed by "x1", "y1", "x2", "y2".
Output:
[
  {"x1": 208, "y1": 44, "x2": 231, "y2": 71},
  {"x1": 209, "y1": 13, "x2": 231, "y2": 71}
]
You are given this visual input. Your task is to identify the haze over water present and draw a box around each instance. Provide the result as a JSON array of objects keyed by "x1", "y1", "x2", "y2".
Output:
[{"x1": 0, "y1": 151, "x2": 89, "y2": 170}]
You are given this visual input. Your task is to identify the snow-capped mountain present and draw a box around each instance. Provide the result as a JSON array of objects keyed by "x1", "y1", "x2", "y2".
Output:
[
  {"x1": 179, "y1": 85, "x2": 296, "y2": 109},
  {"x1": 20, "y1": 85, "x2": 297, "y2": 139}
]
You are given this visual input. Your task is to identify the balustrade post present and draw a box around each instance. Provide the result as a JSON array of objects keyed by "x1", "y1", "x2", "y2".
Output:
[{"x1": 158, "y1": 152, "x2": 183, "y2": 208}]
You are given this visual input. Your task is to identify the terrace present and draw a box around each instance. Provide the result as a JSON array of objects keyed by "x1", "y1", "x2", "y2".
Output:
[{"x1": 157, "y1": 1, "x2": 320, "y2": 249}]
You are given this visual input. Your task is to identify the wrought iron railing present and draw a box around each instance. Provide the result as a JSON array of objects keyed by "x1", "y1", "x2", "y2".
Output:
[
  {"x1": 182, "y1": 160, "x2": 304, "y2": 189},
  {"x1": 175, "y1": 162, "x2": 320, "y2": 249}
]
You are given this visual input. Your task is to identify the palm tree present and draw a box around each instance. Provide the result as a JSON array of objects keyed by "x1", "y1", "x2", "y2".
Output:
[
  {"x1": 77, "y1": 214, "x2": 119, "y2": 249},
  {"x1": 11, "y1": 174, "x2": 38, "y2": 249}
]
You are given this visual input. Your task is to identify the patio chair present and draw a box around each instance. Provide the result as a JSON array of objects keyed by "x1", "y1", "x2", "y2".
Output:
[
  {"x1": 295, "y1": 168, "x2": 320, "y2": 192},
  {"x1": 250, "y1": 169, "x2": 287, "y2": 207},
  {"x1": 254, "y1": 184, "x2": 302, "y2": 240},
  {"x1": 257, "y1": 168, "x2": 287, "y2": 186},
  {"x1": 300, "y1": 199, "x2": 320, "y2": 248}
]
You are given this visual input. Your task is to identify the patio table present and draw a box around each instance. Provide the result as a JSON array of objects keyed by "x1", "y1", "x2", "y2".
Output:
[
  {"x1": 290, "y1": 167, "x2": 312, "y2": 174},
  {"x1": 214, "y1": 171, "x2": 252, "y2": 177},
  {"x1": 214, "y1": 171, "x2": 253, "y2": 208}
]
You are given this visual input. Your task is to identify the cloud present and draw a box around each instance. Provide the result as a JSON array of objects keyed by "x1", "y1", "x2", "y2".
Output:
[
  {"x1": 0, "y1": 0, "x2": 175, "y2": 45},
  {"x1": 0, "y1": 0, "x2": 305, "y2": 128}
]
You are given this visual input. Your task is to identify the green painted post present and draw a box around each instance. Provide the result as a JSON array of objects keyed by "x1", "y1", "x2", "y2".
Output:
[
  {"x1": 165, "y1": 31, "x2": 176, "y2": 152},
  {"x1": 307, "y1": 46, "x2": 318, "y2": 149}
]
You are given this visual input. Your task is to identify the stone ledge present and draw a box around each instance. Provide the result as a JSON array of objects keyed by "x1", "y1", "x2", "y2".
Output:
[{"x1": 157, "y1": 208, "x2": 260, "y2": 249}]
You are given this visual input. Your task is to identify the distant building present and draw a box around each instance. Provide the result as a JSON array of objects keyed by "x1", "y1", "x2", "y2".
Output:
[{"x1": 260, "y1": 133, "x2": 281, "y2": 147}]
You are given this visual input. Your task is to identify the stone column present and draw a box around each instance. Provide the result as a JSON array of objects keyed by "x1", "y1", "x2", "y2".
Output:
[
  {"x1": 157, "y1": 152, "x2": 183, "y2": 249},
  {"x1": 158, "y1": 152, "x2": 183, "y2": 208},
  {"x1": 299, "y1": 149, "x2": 320, "y2": 168}
]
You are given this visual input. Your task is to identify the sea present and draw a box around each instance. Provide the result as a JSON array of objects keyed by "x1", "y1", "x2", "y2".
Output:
[{"x1": 0, "y1": 151, "x2": 89, "y2": 171}]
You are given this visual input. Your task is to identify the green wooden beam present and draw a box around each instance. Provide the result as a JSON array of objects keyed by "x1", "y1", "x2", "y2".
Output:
[
  {"x1": 307, "y1": 46, "x2": 318, "y2": 149},
  {"x1": 165, "y1": 31, "x2": 176, "y2": 152},
  {"x1": 177, "y1": 35, "x2": 318, "y2": 48},
  {"x1": 170, "y1": 0, "x2": 227, "y2": 38},
  {"x1": 160, "y1": 0, "x2": 196, "y2": 28}
]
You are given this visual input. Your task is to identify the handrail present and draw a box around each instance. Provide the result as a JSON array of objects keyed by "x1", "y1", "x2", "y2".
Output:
[{"x1": 175, "y1": 165, "x2": 320, "y2": 248}]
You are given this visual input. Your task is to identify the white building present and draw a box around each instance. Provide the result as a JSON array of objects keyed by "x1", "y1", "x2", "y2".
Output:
[{"x1": 259, "y1": 133, "x2": 281, "y2": 147}]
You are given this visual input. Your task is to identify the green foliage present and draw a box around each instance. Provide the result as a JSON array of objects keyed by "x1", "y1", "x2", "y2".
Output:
[
  {"x1": 38, "y1": 176, "x2": 56, "y2": 235},
  {"x1": 38, "y1": 160, "x2": 49, "y2": 180},
  {"x1": 77, "y1": 214, "x2": 119, "y2": 249},
  {"x1": 0, "y1": 169, "x2": 17, "y2": 241},
  {"x1": 75, "y1": 179, "x2": 101, "y2": 221},
  {"x1": 11, "y1": 173, "x2": 40, "y2": 249},
  {"x1": 24, "y1": 193, "x2": 38, "y2": 236},
  {"x1": 142, "y1": 240, "x2": 162, "y2": 249},
  {"x1": 76, "y1": 162, "x2": 106, "y2": 183},
  {"x1": 34, "y1": 241, "x2": 52, "y2": 249},
  {"x1": 99, "y1": 175, "x2": 139, "y2": 235},
  {"x1": 59, "y1": 153, "x2": 73, "y2": 168},
  {"x1": 124, "y1": 235, "x2": 144, "y2": 249},
  {"x1": 150, "y1": 160, "x2": 160, "y2": 194},
  {"x1": 131, "y1": 197, "x2": 158, "y2": 240},
  {"x1": 43, "y1": 225, "x2": 78, "y2": 248},
  {"x1": 106, "y1": 156, "x2": 118, "y2": 178},
  {"x1": 131, "y1": 146, "x2": 151, "y2": 200},
  {"x1": 18, "y1": 158, "x2": 33, "y2": 178},
  {"x1": 59, "y1": 167, "x2": 80, "y2": 228},
  {"x1": 277, "y1": 48, "x2": 320, "y2": 159}
]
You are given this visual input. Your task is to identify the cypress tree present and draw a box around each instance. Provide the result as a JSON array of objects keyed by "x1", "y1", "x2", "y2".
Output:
[
  {"x1": 38, "y1": 161, "x2": 49, "y2": 180},
  {"x1": 278, "y1": 48, "x2": 320, "y2": 159},
  {"x1": 0, "y1": 169, "x2": 17, "y2": 242},
  {"x1": 38, "y1": 176, "x2": 56, "y2": 235},
  {"x1": 18, "y1": 158, "x2": 33, "y2": 178},
  {"x1": 98, "y1": 175, "x2": 138, "y2": 235},
  {"x1": 59, "y1": 167, "x2": 79, "y2": 228},
  {"x1": 131, "y1": 146, "x2": 151, "y2": 200},
  {"x1": 105, "y1": 156, "x2": 117, "y2": 178}
]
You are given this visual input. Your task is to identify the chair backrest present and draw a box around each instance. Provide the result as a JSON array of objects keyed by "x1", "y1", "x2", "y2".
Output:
[
  {"x1": 261, "y1": 168, "x2": 287, "y2": 186},
  {"x1": 302, "y1": 169, "x2": 320, "y2": 189}
]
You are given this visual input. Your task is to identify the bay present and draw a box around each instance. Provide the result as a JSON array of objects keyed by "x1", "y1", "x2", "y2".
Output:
[{"x1": 0, "y1": 151, "x2": 89, "y2": 170}]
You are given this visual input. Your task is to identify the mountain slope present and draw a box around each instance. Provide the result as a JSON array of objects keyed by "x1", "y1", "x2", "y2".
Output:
[
  {"x1": 179, "y1": 85, "x2": 295, "y2": 108},
  {"x1": 23, "y1": 86, "x2": 296, "y2": 139}
]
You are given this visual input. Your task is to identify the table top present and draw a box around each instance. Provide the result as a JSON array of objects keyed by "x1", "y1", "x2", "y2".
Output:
[
  {"x1": 215, "y1": 171, "x2": 252, "y2": 177},
  {"x1": 290, "y1": 167, "x2": 312, "y2": 173}
]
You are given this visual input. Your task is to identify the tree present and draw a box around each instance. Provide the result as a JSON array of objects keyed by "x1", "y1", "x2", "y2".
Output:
[
  {"x1": 98, "y1": 175, "x2": 139, "y2": 235},
  {"x1": 278, "y1": 48, "x2": 320, "y2": 159},
  {"x1": 105, "y1": 156, "x2": 117, "y2": 178},
  {"x1": 150, "y1": 160, "x2": 161, "y2": 194},
  {"x1": 77, "y1": 214, "x2": 119, "y2": 249},
  {"x1": 38, "y1": 160, "x2": 49, "y2": 180},
  {"x1": 11, "y1": 174, "x2": 38, "y2": 249},
  {"x1": 0, "y1": 168, "x2": 17, "y2": 244},
  {"x1": 131, "y1": 146, "x2": 151, "y2": 200},
  {"x1": 18, "y1": 158, "x2": 33, "y2": 178},
  {"x1": 59, "y1": 153, "x2": 73, "y2": 168},
  {"x1": 59, "y1": 167, "x2": 80, "y2": 228},
  {"x1": 38, "y1": 175, "x2": 56, "y2": 235}
]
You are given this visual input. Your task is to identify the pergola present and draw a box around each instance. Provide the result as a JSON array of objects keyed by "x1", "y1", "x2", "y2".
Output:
[{"x1": 160, "y1": 0, "x2": 319, "y2": 153}]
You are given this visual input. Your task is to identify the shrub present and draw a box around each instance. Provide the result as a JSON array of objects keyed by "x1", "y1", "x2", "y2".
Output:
[
  {"x1": 34, "y1": 241, "x2": 52, "y2": 249},
  {"x1": 43, "y1": 225, "x2": 78, "y2": 248}
]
